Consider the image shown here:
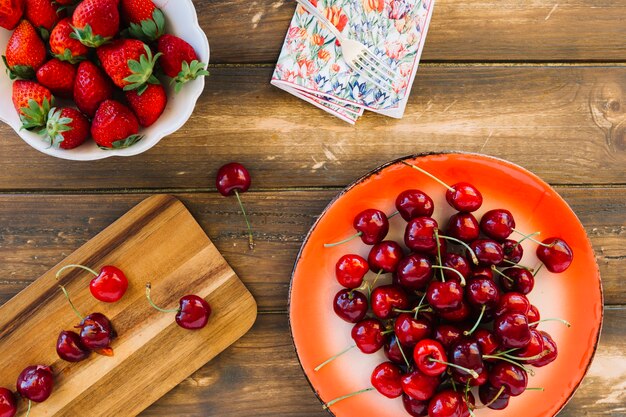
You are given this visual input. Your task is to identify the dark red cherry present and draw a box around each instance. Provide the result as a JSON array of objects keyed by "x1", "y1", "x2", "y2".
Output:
[
  {"x1": 494, "y1": 313, "x2": 531, "y2": 349},
  {"x1": 527, "y1": 304, "x2": 541, "y2": 328},
  {"x1": 466, "y1": 278, "x2": 500, "y2": 309},
  {"x1": 369, "y1": 241, "x2": 404, "y2": 273},
  {"x1": 403, "y1": 394, "x2": 428, "y2": 417},
  {"x1": 413, "y1": 339, "x2": 447, "y2": 376},
  {"x1": 500, "y1": 267, "x2": 534, "y2": 295},
  {"x1": 385, "y1": 336, "x2": 413, "y2": 364},
  {"x1": 372, "y1": 285, "x2": 409, "y2": 319},
  {"x1": 442, "y1": 253, "x2": 471, "y2": 283},
  {"x1": 438, "y1": 301, "x2": 470, "y2": 322},
  {"x1": 446, "y1": 213, "x2": 480, "y2": 243},
  {"x1": 56, "y1": 330, "x2": 90, "y2": 362},
  {"x1": 474, "y1": 329, "x2": 500, "y2": 356},
  {"x1": 335, "y1": 254, "x2": 369, "y2": 289},
  {"x1": 16, "y1": 365, "x2": 54, "y2": 403},
  {"x1": 77, "y1": 312, "x2": 116, "y2": 351},
  {"x1": 56, "y1": 264, "x2": 128, "y2": 303},
  {"x1": 216, "y1": 162, "x2": 251, "y2": 196},
  {"x1": 454, "y1": 366, "x2": 488, "y2": 387},
  {"x1": 371, "y1": 362, "x2": 404, "y2": 398},
  {"x1": 528, "y1": 331, "x2": 558, "y2": 367},
  {"x1": 424, "y1": 235, "x2": 448, "y2": 258},
  {"x1": 176, "y1": 295, "x2": 212, "y2": 330},
  {"x1": 427, "y1": 390, "x2": 467, "y2": 417},
  {"x1": 426, "y1": 281, "x2": 463, "y2": 311},
  {"x1": 478, "y1": 384, "x2": 510, "y2": 410},
  {"x1": 394, "y1": 313, "x2": 431, "y2": 347},
  {"x1": 495, "y1": 292, "x2": 530, "y2": 317},
  {"x1": 446, "y1": 182, "x2": 483, "y2": 213},
  {"x1": 0, "y1": 388, "x2": 17, "y2": 417},
  {"x1": 354, "y1": 208, "x2": 389, "y2": 245},
  {"x1": 404, "y1": 217, "x2": 439, "y2": 253},
  {"x1": 517, "y1": 329, "x2": 544, "y2": 359},
  {"x1": 450, "y1": 339, "x2": 484, "y2": 378},
  {"x1": 333, "y1": 289, "x2": 368, "y2": 323},
  {"x1": 469, "y1": 239, "x2": 504, "y2": 266},
  {"x1": 396, "y1": 189, "x2": 435, "y2": 221},
  {"x1": 501, "y1": 239, "x2": 524, "y2": 265},
  {"x1": 489, "y1": 362, "x2": 528, "y2": 396},
  {"x1": 396, "y1": 254, "x2": 433, "y2": 290},
  {"x1": 401, "y1": 370, "x2": 439, "y2": 401},
  {"x1": 480, "y1": 209, "x2": 515, "y2": 241},
  {"x1": 351, "y1": 319, "x2": 386, "y2": 353},
  {"x1": 433, "y1": 324, "x2": 463, "y2": 349},
  {"x1": 536, "y1": 237, "x2": 573, "y2": 273}
]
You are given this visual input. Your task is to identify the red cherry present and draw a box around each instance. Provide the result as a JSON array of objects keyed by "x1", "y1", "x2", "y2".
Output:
[
  {"x1": 470, "y1": 266, "x2": 493, "y2": 281},
  {"x1": 469, "y1": 239, "x2": 504, "y2": 266},
  {"x1": 351, "y1": 319, "x2": 386, "y2": 353},
  {"x1": 354, "y1": 208, "x2": 390, "y2": 245},
  {"x1": 446, "y1": 182, "x2": 483, "y2": 213},
  {"x1": 450, "y1": 339, "x2": 484, "y2": 379},
  {"x1": 438, "y1": 301, "x2": 471, "y2": 322},
  {"x1": 56, "y1": 330, "x2": 90, "y2": 362},
  {"x1": 433, "y1": 324, "x2": 463, "y2": 349},
  {"x1": 446, "y1": 213, "x2": 480, "y2": 243},
  {"x1": 474, "y1": 329, "x2": 500, "y2": 356},
  {"x1": 333, "y1": 289, "x2": 368, "y2": 323},
  {"x1": 396, "y1": 254, "x2": 433, "y2": 290},
  {"x1": 216, "y1": 162, "x2": 251, "y2": 195},
  {"x1": 536, "y1": 237, "x2": 573, "y2": 273},
  {"x1": 413, "y1": 339, "x2": 447, "y2": 376},
  {"x1": 146, "y1": 283, "x2": 212, "y2": 330},
  {"x1": 478, "y1": 384, "x2": 510, "y2": 410},
  {"x1": 480, "y1": 209, "x2": 515, "y2": 241},
  {"x1": 16, "y1": 365, "x2": 54, "y2": 403},
  {"x1": 427, "y1": 390, "x2": 468, "y2": 417},
  {"x1": 0, "y1": 388, "x2": 17, "y2": 417},
  {"x1": 371, "y1": 362, "x2": 404, "y2": 398},
  {"x1": 494, "y1": 312, "x2": 531, "y2": 349},
  {"x1": 500, "y1": 267, "x2": 534, "y2": 295},
  {"x1": 516, "y1": 329, "x2": 544, "y2": 359},
  {"x1": 528, "y1": 331, "x2": 558, "y2": 367},
  {"x1": 335, "y1": 254, "x2": 369, "y2": 288},
  {"x1": 371, "y1": 285, "x2": 409, "y2": 319},
  {"x1": 495, "y1": 292, "x2": 530, "y2": 317},
  {"x1": 454, "y1": 366, "x2": 488, "y2": 387},
  {"x1": 501, "y1": 239, "x2": 524, "y2": 264},
  {"x1": 401, "y1": 369, "x2": 439, "y2": 401},
  {"x1": 404, "y1": 217, "x2": 439, "y2": 253},
  {"x1": 368, "y1": 241, "x2": 404, "y2": 273},
  {"x1": 77, "y1": 312, "x2": 116, "y2": 351},
  {"x1": 527, "y1": 304, "x2": 541, "y2": 328},
  {"x1": 489, "y1": 362, "x2": 528, "y2": 396},
  {"x1": 56, "y1": 264, "x2": 128, "y2": 303},
  {"x1": 396, "y1": 189, "x2": 435, "y2": 221},
  {"x1": 466, "y1": 278, "x2": 500, "y2": 309},
  {"x1": 385, "y1": 336, "x2": 413, "y2": 364},
  {"x1": 426, "y1": 281, "x2": 463, "y2": 311},
  {"x1": 394, "y1": 313, "x2": 431, "y2": 347},
  {"x1": 403, "y1": 394, "x2": 429, "y2": 417},
  {"x1": 441, "y1": 253, "x2": 471, "y2": 283}
]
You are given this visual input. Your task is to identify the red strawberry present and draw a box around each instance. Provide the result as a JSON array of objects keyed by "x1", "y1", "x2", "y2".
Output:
[
  {"x1": 157, "y1": 34, "x2": 209, "y2": 92},
  {"x1": 97, "y1": 39, "x2": 161, "y2": 93},
  {"x1": 3, "y1": 20, "x2": 47, "y2": 79},
  {"x1": 0, "y1": 0, "x2": 24, "y2": 30},
  {"x1": 12, "y1": 80, "x2": 53, "y2": 129},
  {"x1": 125, "y1": 83, "x2": 166, "y2": 127},
  {"x1": 91, "y1": 100, "x2": 141, "y2": 148},
  {"x1": 36, "y1": 59, "x2": 76, "y2": 98},
  {"x1": 121, "y1": 0, "x2": 165, "y2": 42},
  {"x1": 71, "y1": 0, "x2": 119, "y2": 48},
  {"x1": 24, "y1": 0, "x2": 62, "y2": 34},
  {"x1": 55, "y1": 0, "x2": 76, "y2": 4},
  {"x1": 44, "y1": 107, "x2": 89, "y2": 149},
  {"x1": 50, "y1": 18, "x2": 88, "y2": 63},
  {"x1": 73, "y1": 61, "x2": 113, "y2": 117}
]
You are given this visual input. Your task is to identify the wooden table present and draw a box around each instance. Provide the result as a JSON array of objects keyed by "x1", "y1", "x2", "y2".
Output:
[{"x1": 1, "y1": 0, "x2": 625, "y2": 415}]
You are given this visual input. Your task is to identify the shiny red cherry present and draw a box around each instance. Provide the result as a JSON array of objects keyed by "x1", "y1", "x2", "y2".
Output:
[
  {"x1": 446, "y1": 182, "x2": 483, "y2": 213},
  {"x1": 454, "y1": 366, "x2": 488, "y2": 387},
  {"x1": 466, "y1": 278, "x2": 500, "y2": 309},
  {"x1": 396, "y1": 189, "x2": 435, "y2": 221},
  {"x1": 354, "y1": 208, "x2": 390, "y2": 245},
  {"x1": 401, "y1": 370, "x2": 439, "y2": 401},
  {"x1": 394, "y1": 313, "x2": 431, "y2": 347},
  {"x1": 478, "y1": 384, "x2": 510, "y2": 410},
  {"x1": 56, "y1": 330, "x2": 90, "y2": 362},
  {"x1": 77, "y1": 312, "x2": 116, "y2": 351},
  {"x1": 469, "y1": 239, "x2": 504, "y2": 266},
  {"x1": 446, "y1": 213, "x2": 480, "y2": 243},
  {"x1": 216, "y1": 162, "x2": 254, "y2": 249},
  {"x1": 403, "y1": 394, "x2": 428, "y2": 417},
  {"x1": 56, "y1": 264, "x2": 128, "y2": 303},
  {"x1": 501, "y1": 239, "x2": 523, "y2": 264},
  {"x1": 413, "y1": 339, "x2": 447, "y2": 376},
  {"x1": 385, "y1": 336, "x2": 412, "y2": 364},
  {"x1": 500, "y1": 267, "x2": 534, "y2": 295},
  {"x1": 528, "y1": 331, "x2": 558, "y2": 367},
  {"x1": 0, "y1": 388, "x2": 16, "y2": 417},
  {"x1": 404, "y1": 217, "x2": 439, "y2": 253},
  {"x1": 396, "y1": 254, "x2": 433, "y2": 290},
  {"x1": 333, "y1": 289, "x2": 368, "y2": 323},
  {"x1": 474, "y1": 329, "x2": 500, "y2": 356},
  {"x1": 351, "y1": 319, "x2": 386, "y2": 353},
  {"x1": 442, "y1": 253, "x2": 471, "y2": 283},
  {"x1": 494, "y1": 312, "x2": 531, "y2": 349},
  {"x1": 527, "y1": 304, "x2": 541, "y2": 328},
  {"x1": 16, "y1": 365, "x2": 54, "y2": 403},
  {"x1": 146, "y1": 283, "x2": 212, "y2": 330},
  {"x1": 470, "y1": 266, "x2": 493, "y2": 281},
  {"x1": 433, "y1": 324, "x2": 463, "y2": 349},
  {"x1": 495, "y1": 292, "x2": 530, "y2": 317},
  {"x1": 427, "y1": 390, "x2": 468, "y2": 417},
  {"x1": 371, "y1": 362, "x2": 404, "y2": 398},
  {"x1": 516, "y1": 329, "x2": 544, "y2": 359},
  {"x1": 426, "y1": 281, "x2": 463, "y2": 311},
  {"x1": 371, "y1": 285, "x2": 409, "y2": 319},
  {"x1": 480, "y1": 209, "x2": 515, "y2": 241},
  {"x1": 438, "y1": 301, "x2": 470, "y2": 322},
  {"x1": 450, "y1": 339, "x2": 484, "y2": 379},
  {"x1": 368, "y1": 241, "x2": 404, "y2": 273},
  {"x1": 536, "y1": 237, "x2": 573, "y2": 273},
  {"x1": 489, "y1": 362, "x2": 528, "y2": 396},
  {"x1": 335, "y1": 254, "x2": 369, "y2": 289}
]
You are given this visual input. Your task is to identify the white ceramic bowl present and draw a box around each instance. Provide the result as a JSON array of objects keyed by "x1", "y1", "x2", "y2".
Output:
[{"x1": 0, "y1": 0, "x2": 209, "y2": 161}]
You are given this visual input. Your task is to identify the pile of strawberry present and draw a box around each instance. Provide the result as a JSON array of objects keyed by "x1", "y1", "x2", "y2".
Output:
[{"x1": 0, "y1": 0, "x2": 208, "y2": 150}]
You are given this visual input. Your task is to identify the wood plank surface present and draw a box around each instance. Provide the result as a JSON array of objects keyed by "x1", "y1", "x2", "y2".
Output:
[
  {"x1": 139, "y1": 309, "x2": 626, "y2": 416},
  {"x1": 0, "y1": 188, "x2": 623, "y2": 309},
  {"x1": 1, "y1": 66, "x2": 626, "y2": 190},
  {"x1": 198, "y1": 0, "x2": 626, "y2": 63}
]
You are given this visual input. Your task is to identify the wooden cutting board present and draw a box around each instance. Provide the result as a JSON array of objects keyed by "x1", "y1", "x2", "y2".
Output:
[{"x1": 0, "y1": 194, "x2": 257, "y2": 416}]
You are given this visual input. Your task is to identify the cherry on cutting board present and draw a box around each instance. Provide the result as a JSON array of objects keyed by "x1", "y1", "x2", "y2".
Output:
[
  {"x1": 16, "y1": 365, "x2": 54, "y2": 414},
  {"x1": 536, "y1": 237, "x2": 573, "y2": 273},
  {"x1": 0, "y1": 388, "x2": 16, "y2": 417},
  {"x1": 56, "y1": 264, "x2": 128, "y2": 303},
  {"x1": 56, "y1": 330, "x2": 91, "y2": 362},
  {"x1": 145, "y1": 283, "x2": 212, "y2": 330},
  {"x1": 216, "y1": 162, "x2": 255, "y2": 250}
]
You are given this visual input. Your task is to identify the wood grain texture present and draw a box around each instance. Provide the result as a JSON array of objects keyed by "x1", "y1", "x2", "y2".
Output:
[
  {"x1": 139, "y1": 309, "x2": 626, "y2": 416},
  {"x1": 197, "y1": 0, "x2": 626, "y2": 63},
  {"x1": 1, "y1": 66, "x2": 626, "y2": 190},
  {"x1": 0, "y1": 195, "x2": 257, "y2": 417},
  {"x1": 0, "y1": 188, "x2": 623, "y2": 310}
]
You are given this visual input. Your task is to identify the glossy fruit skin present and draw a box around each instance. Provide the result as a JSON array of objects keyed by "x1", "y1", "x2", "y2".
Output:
[
  {"x1": 396, "y1": 254, "x2": 432, "y2": 290},
  {"x1": 489, "y1": 362, "x2": 528, "y2": 396},
  {"x1": 527, "y1": 304, "x2": 541, "y2": 328},
  {"x1": 469, "y1": 239, "x2": 504, "y2": 266},
  {"x1": 125, "y1": 84, "x2": 167, "y2": 127},
  {"x1": 56, "y1": 330, "x2": 90, "y2": 362},
  {"x1": 450, "y1": 339, "x2": 484, "y2": 378},
  {"x1": 528, "y1": 331, "x2": 558, "y2": 367},
  {"x1": 441, "y1": 253, "x2": 470, "y2": 283},
  {"x1": 333, "y1": 289, "x2": 368, "y2": 323},
  {"x1": 74, "y1": 61, "x2": 113, "y2": 117},
  {"x1": 0, "y1": 0, "x2": 24, "y2": 30},
  {"x1": 501, "y1": 239, "x2": 523, "y2": 264},
  {"x1": 495, "y1": 292, "x2": 530, "y2": 317},
  {"x1": 96, "y1": 39, "x2": 153, "y2": 89},
  {"x1": 413, "y1": 339, "x2": 447, "y2": 376},
  {"x1": 368, "y1": 241, "x2": 403, "y2": 273},
  {"x1": 72, "y1": 0, "x2": 120, "y2": 46},
  {"x1": 50, "y1": 18, "x2": 89, "y2": 63},
  {"x1": 466, "y1": 278, "x2": 500, "y2": 309},
  {"x1": 446, "y1": 212, "x2": 479, "y2": 243},
  {"x1": 371, "y1": 285, "x2": 409, "y2": 319},
  {"x1": 44, "y1": 107, "x2": 89, "y2": 149},
  {"x1": 536, "y1": 237, "x2": 573, "y2": 273},
  {"x1": 469, "y1": 266, "x2": 493, "y2": 281},
  {"x1": 176, "y1": 295, "x2": 211, "y2": 330},
  {"x1": 335, "y1": 254, "x2": 368, "y2": 289},
  {"x1": 354, "y1": 209, "x2": 389, "y2": 245},
  {"x1": 500, "y1": 267, "x2": 534, "y2": 295},
  {"x1": 384, "y1": 336, "x2": 412, "y2": 364},
  {"x1": 494, "y1": 312, "x2": 531, "y2": 349},
  {"x1": 516, "y1": 328, "x2": 544, "y2": 359},
  {"x1": 5, "y1": 20, "x2": 46, "y2": 78},
  {"x1": 438, "y1": 301, "x2": 470, "y2": 322},
  {"x1": 401, "y1": 370, "x2": 439, "y2": 401},
  {"x1": 78, "y1": 312, "x2": 115, "y2": 350},
  {"x1": 446, "y1": 182, "x2": 482, "y2": 212},
  {"x1": 426, "y1": 281, "x2": 463, "y2": 311},
  {"x1": 478, "y1": 384, "x2": 510, "y2": 410},
  {"x1": 427, "y1": 390, "x2": 467, "y2": 417},
  {"x1": 403, "y1": 394, "x2": 428, "y2": 417},
  {"x1": 216, "y1": 162, "x2": 251, "y2": 196},
  {"x1": 433, "y1": 324, "x2": 463, "y2": 349},
  {"x1": 371, "y1": 362, "x2": 403, "y2": 398},
  {"x1": 90, "y1": 265, "x2": 128, "y2": 302},
  {"x1": 36, "y1": 59, "x2": 76, "y2": 98},
  {"x1": 404, "y1": 217, "x2": 438, "y2": 252},
  {"x1": 480, "y1": 209, "x2": 515, "y2": 241},
  {"x1": 12, "y1": 80, "x2": 52, "y2": 129},
  {"x1": 351, "y1": 318, "x2": 385, "y2": 353},
  {"x1": 25, "y1": 0, "x2": 62, "y2": 31},
  {"x1": 16, "y1": 365, "x2": 54, "y2": 402},
  {"x1": 121, "y1": 0, "x2": 156, "y2": 23},
  {"x1": 0, "y1": 387, "x2": 17, "y2": 417},
  {"x1": 474, "y1": 329, "x2": 500, "y2": 356},
  {"x1": 91, "y1": 100, "x2": 140, "y2": 148},
  {"x1": 396, "y1": 189, "x2": 434, "y2": 221},
  {"x1": 394, "y1": 313, "x2": 431, "y2": 347},
  {"x1": 157, "y1": 34, "x2": 200, "y2": 77}
]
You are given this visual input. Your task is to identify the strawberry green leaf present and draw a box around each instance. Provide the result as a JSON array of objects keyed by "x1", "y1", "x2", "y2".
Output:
[
  {"x1": 128, "y1": 9, "x2": 166, "y2": 42},
  {"x1": 3, "y1": 56, "x2": 35, "y2": 80},
  {"x1": 122, "y1": 45, "x2": 162, "y2": 92},
  {"x1": 70, "y1": 23, "x2": 112, "y2": 48},
  {"x1": 54, "y1": 48, "x2": 86, "y2": 64},
  {"x1": 20, "y1": 97, "x2": 53, "y2": 130},
  {"x1": 100, "y1": 134, "x2": 143, "y2": 150},
  {"x1": 172, "y1": 60, "x2": 210, "y2": 92}
]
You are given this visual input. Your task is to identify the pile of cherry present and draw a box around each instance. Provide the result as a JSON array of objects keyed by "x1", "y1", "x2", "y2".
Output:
[{"x1": 319, "y1": 161, "x2": 573, "y2": 417}]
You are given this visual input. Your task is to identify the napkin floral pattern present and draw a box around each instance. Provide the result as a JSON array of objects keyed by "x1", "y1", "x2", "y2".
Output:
[{"x1": 271, "y1": 0, "x2": 434, "y2": 123}]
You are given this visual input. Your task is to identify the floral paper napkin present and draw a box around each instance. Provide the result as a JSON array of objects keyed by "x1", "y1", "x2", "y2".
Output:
[{"x1": 271, "y1": 0, "x2": 435, "y2": 124}]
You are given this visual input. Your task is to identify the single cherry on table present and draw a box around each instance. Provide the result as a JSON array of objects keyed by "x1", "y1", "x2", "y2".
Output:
[
  {"x1": 16, "y1": 365, "x2": 54, "y2": 414},
  {"x1": 56, "y1": 264, "x2": 128, "y2": 303},
  {"x1": 0, "y1": 388, "x2": 17, "y2": 417},
  {"x1": 56, "y1": 330, "x2": 91, "y2": 362},
  {"x1": 216, "y1": 162, "x2": 255, "y2": 250},
  {"x1": 145, "y1": 283, "x2": 212, "y2": 330}
]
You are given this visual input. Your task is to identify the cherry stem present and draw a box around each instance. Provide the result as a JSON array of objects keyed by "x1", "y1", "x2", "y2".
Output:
[
  {"x1": 500, "y1": 259, "x2": 533, "y2": 272},
  {"x1": 482, "y1": 355, "x2": 535, "y2": 376},
  {"x1": 401, "y1": 161, "x2": 454, "y2": 192},
  {"x1": 25, "y1": 400, "x2": 32, "y2": 417},
  {"x1": 414, "y1": 292, "x2": 428, "y2": 319},
  {"x1": 56, "y1": 264, "x2": 99, "y2": 280},
  {"x1": 526, "y1": 387, "x2": 545, "y2": 391},
  {"x1": 234, "y1": 190, "x2": 254, "y2": 250},
  {"x1": 502, "y1": 350, "x2": 549, "y2": 362},
  {"x1": 58, "y1": 285, "x2": 84, "y2": 321},
  {"x1": 475, "y1": 386, "x2": 506, "y2": 409},
  {"x1": 314, "y1": 345, "x2": 355, "y2": 372},
  {"x1": 428, "y1": 358, "x2": 479, "y2": 379},
  {"x1": 396, "y1": 337, "x2": 411, "y2": 369},
  {"x1": 323, "y1": 387, "x2": 375, "y2": 409},
  {"x1": 464, "y1": 305, "x2": 486, "y2": 336},
  {"x1": 491, "y1": 266, "x2": 514, "y2": 283},
  {"x1": 512, "y1": 229, "x2": 554, "y2": 247},
  {"x1": 528, "y1": 318, "x2": 571, "y2": 328},
  {"x1": 513, "y1": 230, "x2": 541, "y2": 248},
  {"x1": 348, "y1": 281, "x2": 370, "y2": 297},
  {"x1": 381, "y1": 329, "x2": 395, "y2": 335},
  {"x1": 324, "y1": 231, "x2": 362, "y2": 248},
  {"x1": 145, "y1": 283, "x2": 180, "y2": 314},
  {"x1": 371, "y1": 269, "x2": 383, "y2": 288},
  {"x1": 432, "y1": 265, "x2": 466, "y2": 287},
  {"x1": 439, "y1": 235, "x2": 479, "y2": 265},
  {"x1": 533, "y1": 262, "x2": 544, "y2": 277},
  {"x1": 388, "y1": 210, "x2": 400, "y2": 219},
  {"x1": 434, "y1": 228, "x2": 445, "y2": 282}
]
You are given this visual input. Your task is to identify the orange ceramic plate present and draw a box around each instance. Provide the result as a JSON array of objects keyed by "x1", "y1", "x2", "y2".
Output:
[{"x1": 289, "y1": 153, "x2": 603, "y2": 417}]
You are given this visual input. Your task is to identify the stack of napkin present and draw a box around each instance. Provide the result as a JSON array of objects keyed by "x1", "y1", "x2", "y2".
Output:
[{"x1": 272, "y1": 0, "x2": 435, "y2": 124}]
